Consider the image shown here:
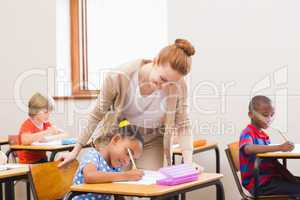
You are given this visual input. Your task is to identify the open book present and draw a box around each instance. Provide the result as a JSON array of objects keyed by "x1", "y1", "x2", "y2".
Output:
[{"x1": 116, "y1": 170, "x2": 167, "y2": 185}]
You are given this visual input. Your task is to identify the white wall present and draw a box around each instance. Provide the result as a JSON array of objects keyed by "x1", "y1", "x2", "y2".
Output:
[
  {"x1": 1, "y1": 0, "x2": 300, "y2": 199},
  {"x1": 168, "y1": 0, "x2": 300, "y2": 199},
  {"x1": 0, "y1": 0, "x2": 56, "y2": 133}
]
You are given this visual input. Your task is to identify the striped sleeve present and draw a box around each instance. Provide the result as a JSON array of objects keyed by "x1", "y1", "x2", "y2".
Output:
[{"x1": 239, "y1": 132, "x2": 253, "y2": 154}]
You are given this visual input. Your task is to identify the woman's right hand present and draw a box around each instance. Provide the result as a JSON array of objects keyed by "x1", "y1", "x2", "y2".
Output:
[
  {"x1": 57, "y1": 151, "x2": 77, "y2": 168},
  {"x1": 123, "y1": 169, "x2": 144, "y2": 181}
]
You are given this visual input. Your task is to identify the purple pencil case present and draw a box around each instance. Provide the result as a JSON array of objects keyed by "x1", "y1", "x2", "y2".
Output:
[{"x1": 156, "y1": 164, "x2": 199, "y2": 186}]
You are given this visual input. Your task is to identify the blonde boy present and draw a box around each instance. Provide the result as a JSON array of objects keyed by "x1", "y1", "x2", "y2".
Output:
[{"x1": 18, "y1": 92, "x2": 67, "y2": 163}]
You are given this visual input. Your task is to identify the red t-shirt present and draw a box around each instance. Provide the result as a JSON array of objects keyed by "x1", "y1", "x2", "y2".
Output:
[{"x1": 18, "y1": 118, "x2": 51, "y2": 163}]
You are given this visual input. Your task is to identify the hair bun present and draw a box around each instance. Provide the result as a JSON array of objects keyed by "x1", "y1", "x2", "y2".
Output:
[{"x1": 174, "y1": 38, "x2": 195, "y2": 56}]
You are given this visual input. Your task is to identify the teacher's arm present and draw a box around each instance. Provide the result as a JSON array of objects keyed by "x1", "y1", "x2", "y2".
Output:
[
  {"x1": 58, "y1": 74, "x2": 116, "y2": 167},
  {"x1": 175, "y1": 81, "x2": 193, "y2": 165}
]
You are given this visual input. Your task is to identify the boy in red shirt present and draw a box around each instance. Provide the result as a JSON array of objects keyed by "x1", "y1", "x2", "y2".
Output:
[
  {"x1": 239, "y1": 95, "x2": 300, "y2": 197},
  {"x1": 18, "y1": 92, "x2": 67, "y2": 163}
]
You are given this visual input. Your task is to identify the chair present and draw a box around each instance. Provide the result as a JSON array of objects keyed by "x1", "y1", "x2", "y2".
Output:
[
  {"x1": 225, "y1": 142, "x2": 293, "y2": 200},
  {"x1": 29, "y1": 160, "x2": 78, "y2": 200}
]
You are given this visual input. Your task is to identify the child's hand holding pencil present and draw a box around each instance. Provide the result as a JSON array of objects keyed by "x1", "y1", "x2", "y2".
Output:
[
  {"x1": 124, "y1": 148, "x2": 144, "y2": 181},
  {"x1": 122, "y1": 169, "x2": 144, "y2": 181},
  {"x1": 279, "y1": 141, "x2": 295, "y2": 152}
]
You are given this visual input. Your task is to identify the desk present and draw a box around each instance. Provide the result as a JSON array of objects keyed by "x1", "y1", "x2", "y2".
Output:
[
  {"x1": 0, "y1": 136, "x2": 8, "y2": 147},
  {"x1": 64, "y1": 173, "x2": 224, "y2": 200},
  {"x1": 0, "y1": 165, "x2": 30, "y2": 200},
  {"x1": 172, "y1": 142, "x2": 220, "y2": 173},
  {"x1": 7, "y1": 144, "x2": 75, "y2": 161}
]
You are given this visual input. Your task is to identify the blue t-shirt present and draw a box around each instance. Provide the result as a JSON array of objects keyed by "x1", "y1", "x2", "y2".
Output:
[{"x1": 73, "y1": 148, "x2": 121, "y2": 200}]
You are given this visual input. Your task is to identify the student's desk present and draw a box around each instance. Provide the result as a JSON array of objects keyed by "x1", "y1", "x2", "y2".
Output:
[
  {"x1": 7, "y1": 144, "x2": 75, "y2": 161},
  {"x1": 257, "y1": 144, "x2": 300, "y2": 167},
  {"x1": 0, "y1": 165, "x2": 30, "y2": 200},
  {"x1": 64, "y1": 173, "x2": 224, "y2": 200},
  {"x1": 172, "y1": 142, "x2": 220, "y2": 173}
]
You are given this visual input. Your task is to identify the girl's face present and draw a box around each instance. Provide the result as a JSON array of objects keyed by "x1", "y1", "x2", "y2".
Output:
[
  {"x1": 34, "y1": 109, "x2": 51, "y2": 123},
  {"x1": 147, "y1": 63, "x2": 183, "y2": 90},
  {"x1": 108, "y1": 135, "x2": 143, "y2": 168}
]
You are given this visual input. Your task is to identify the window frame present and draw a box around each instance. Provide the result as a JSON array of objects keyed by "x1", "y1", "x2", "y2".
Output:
[{"x1": 69, "y1": 0, "x2": 99, "y2": 97}]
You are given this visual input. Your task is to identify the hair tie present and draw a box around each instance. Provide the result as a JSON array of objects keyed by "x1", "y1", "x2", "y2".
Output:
[{"x1": 119, "y1": 119, "x2": 130, "y2": 128}]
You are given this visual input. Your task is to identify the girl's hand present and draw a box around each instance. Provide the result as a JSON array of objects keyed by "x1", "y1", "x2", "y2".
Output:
[{"x1": 123, "y1": 169, "x2": 144, "y2": 181}]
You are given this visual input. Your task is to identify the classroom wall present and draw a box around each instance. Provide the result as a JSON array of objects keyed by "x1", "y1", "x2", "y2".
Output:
[
  {"x1": 0, "y1": 0, "x2": 56, "y2": 133},
  {"x1": 1, "y1": 0, "x2": 300, "y2": 200}
]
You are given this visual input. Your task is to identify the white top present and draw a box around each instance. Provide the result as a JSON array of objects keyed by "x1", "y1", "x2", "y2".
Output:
[{"x1": 120, "y1": 71, "x2": 166, "y2": 128}]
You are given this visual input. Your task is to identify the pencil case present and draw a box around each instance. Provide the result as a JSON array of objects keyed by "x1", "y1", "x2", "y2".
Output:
[{"x1": 156, "y1": 164, "x2": 199, "y2": 186}]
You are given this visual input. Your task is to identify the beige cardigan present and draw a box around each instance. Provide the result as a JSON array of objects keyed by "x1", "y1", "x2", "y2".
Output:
[{"x1": 78, "y1": 59, "x2": 193, "y2": 165}]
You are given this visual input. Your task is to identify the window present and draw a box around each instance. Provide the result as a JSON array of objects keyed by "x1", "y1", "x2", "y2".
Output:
[{"x1": 57, "y1": 0, "x2": 167, "y2": 97}]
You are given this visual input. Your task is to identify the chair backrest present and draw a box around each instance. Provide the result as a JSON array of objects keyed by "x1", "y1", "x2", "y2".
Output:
[
  {"x1": 227, "y1": 142, "x2": 240, "y2": 171},
  {"x1": 226, "y1": 142, "x2": 293, "y2": 200},
  {"x1": 225, "y1": 142, "x2": 251, "y2": 199},
  {"x1": 29, "y1": 160, "x2": 78, "y2": 200}
]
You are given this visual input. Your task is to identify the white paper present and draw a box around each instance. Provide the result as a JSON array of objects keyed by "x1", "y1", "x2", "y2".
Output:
[
  {"x1": 0, "y1": 164, "x2": 27, "y2": 171},
  {"x1": 291, "y1": 144, "x2": 300, "y2": 153},
  {"x1": 32, "y1": 140, "x2": 62, "y2": 146},
  {"x1": 115, "y1": 170, "x2": 167, "y2": 185}
]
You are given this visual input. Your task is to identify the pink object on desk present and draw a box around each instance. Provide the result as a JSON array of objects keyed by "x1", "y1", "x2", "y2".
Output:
[{"x1": 157, "y1": 164, "x2": 199, "y2": 186}]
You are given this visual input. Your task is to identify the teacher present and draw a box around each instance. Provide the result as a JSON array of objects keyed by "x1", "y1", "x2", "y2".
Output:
[{"x1": 59, "y1": 39, "x2": 195, "y2": 170}]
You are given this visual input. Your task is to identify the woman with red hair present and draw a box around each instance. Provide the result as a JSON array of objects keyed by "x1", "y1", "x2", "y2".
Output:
[{"x1": 59, "y1": 39, "x2": 196, "y2": 170}]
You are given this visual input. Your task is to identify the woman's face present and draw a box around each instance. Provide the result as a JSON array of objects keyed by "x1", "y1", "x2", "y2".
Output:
[{"x1": 148, "y1": 63, "x2": 183, "y2": 90}]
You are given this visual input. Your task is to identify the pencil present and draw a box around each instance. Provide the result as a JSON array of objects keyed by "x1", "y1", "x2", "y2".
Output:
[
  {"x1": 277, "y1": 129, "x2": 289, "y2": 142},
  {"x1": 127, "y1": 148, "x2": 137, "y2": 169},
  {"x1": 273, "y1": 127, "x2": 289, "y2": 142}
]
